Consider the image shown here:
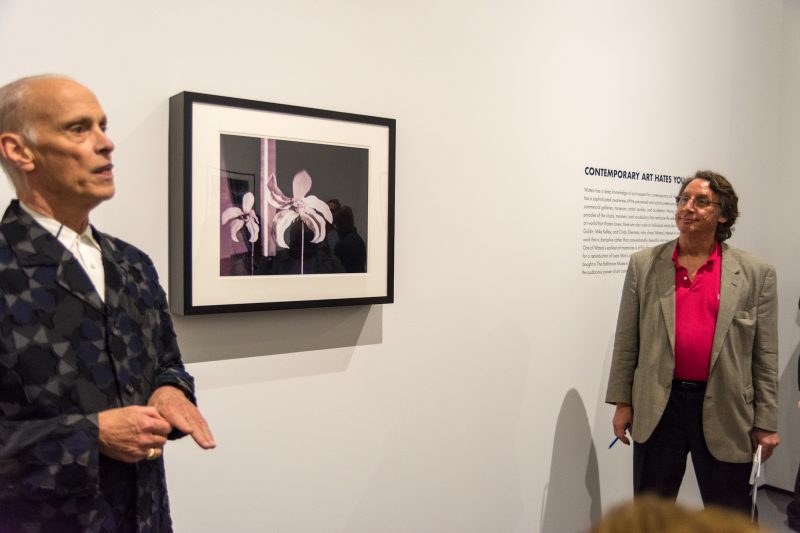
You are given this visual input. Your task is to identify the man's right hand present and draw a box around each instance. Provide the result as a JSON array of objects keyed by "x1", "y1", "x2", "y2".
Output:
[
  {"x1": 612, "y1": 403, "x2": 633, "y2": 445},
  {"x1": 97, "y1": 406, "x2": 172, "y2": 463}
]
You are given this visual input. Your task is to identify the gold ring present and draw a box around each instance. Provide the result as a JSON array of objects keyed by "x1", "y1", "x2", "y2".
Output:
[{"x1": 146, "y1": 448, "x2": 158, "y2": 461}]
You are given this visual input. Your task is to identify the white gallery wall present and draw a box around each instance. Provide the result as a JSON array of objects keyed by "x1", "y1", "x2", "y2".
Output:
[{"x1": 1, "y1": 1, "x2": 799, "y2": 531}]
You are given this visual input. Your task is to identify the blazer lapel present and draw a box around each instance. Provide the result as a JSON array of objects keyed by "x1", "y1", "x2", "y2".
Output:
[
  {"x1": 95, "y1": 229, "x2": 132, "y2": 311},
  {"x1": 655, "y1": 240, "x2": 677, "y2": 356},
  {"x1": 709, "y1": 243, "x2": 742, "y2": 372},
  {"x1": 1, "y1": 201, "x2": 105, "y2": 312}
]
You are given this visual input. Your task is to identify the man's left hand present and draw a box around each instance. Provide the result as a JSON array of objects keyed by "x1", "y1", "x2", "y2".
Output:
[
  {"x1": 148, "y1": 386, "x2": 216, "y2": 450},
  {"x1": 751, "y1": 428, "x2": 779, "y2": 461}
]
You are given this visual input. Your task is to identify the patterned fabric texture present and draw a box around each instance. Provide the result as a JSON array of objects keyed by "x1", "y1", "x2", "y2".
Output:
[{"x1": 0, "y1": 200, "x2": 196, "y2": 532}]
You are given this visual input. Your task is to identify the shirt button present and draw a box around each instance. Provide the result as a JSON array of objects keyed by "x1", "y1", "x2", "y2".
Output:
[{"x1": 125, "y1": 384, "x2": 135, "y2": 395}]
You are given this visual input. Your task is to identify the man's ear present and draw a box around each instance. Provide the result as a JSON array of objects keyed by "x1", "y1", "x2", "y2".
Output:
[{"x1": 0, "y1": 132, "x2": 35, "y2": 172}]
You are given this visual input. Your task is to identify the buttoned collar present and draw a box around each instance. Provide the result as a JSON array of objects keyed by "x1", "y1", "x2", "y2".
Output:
[{"x1": 671, "y1": 240, "x2": 721, "y2": 270}]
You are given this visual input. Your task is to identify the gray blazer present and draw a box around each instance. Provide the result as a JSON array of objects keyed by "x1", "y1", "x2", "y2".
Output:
[{"x1": 605, "y1": 239, "x2": 778, "y2": 463}]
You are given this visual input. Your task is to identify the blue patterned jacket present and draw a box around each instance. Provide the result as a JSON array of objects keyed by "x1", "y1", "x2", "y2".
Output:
[{"x1": 0, "y1": 200, "x2": 195, "y2": 532}]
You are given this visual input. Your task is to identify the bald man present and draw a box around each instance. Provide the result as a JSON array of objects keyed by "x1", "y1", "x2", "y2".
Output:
[{"x1": 0, "y1": 75, "x2": 215, "y2": 532}]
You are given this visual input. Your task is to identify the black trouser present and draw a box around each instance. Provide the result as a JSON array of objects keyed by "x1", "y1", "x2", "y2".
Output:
[
  {"x1": 788, "y1": 463, "x2": 800, "y2": 531},
  {"x1": 633, "y1": 380, "x2": 753, "y2": 516}
]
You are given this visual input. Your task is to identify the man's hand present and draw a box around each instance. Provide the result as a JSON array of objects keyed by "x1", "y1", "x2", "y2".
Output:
[
  {"x1": 98, "y1": 406, "x2": 172, "y2": 462},
  {"x1": 751, "y1": 428, "x2": 779, "y2": 461},
  {"x1": 148, "y1": 386, "x2": 216, "y2": 450},
  {"x1": 612, "y1": 403, "x2": 633, "y2": 445}
]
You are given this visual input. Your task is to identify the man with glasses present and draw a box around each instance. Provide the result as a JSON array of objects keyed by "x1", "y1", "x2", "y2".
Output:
[{"x1": 605, "y1": 170, "x2": 779, "y2": 514}]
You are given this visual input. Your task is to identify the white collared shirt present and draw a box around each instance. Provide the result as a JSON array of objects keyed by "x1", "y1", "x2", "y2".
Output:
[{"x1": 19, "y1": 201, "x2": 105, "y2": 302}]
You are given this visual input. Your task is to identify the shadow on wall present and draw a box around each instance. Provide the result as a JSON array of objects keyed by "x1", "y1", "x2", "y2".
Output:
[
  {"x1": 172, "y1": 304, "x2": 382, "y2": 364},
  {"x1": 540, "y1": 388, "x2": 602, "y2": 533}
]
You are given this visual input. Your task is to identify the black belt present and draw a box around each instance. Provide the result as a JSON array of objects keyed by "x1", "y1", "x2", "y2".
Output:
[{"x1": 672, "y1": 378, "x2": 707, "y2": 391}]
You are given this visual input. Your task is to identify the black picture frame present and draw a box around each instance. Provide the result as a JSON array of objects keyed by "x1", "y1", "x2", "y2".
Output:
[{"x1": 169, "y1": 92, "x2": 395, "y2": 314}]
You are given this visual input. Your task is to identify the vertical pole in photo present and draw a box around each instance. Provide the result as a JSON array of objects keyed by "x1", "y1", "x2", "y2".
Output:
[
  {"x1": 262, "y1": 138, "x2": 277, "y2": 257},
  {"x1": 300, "y1": 224, "x2": 305, "y2": 275},
  {"x1": 219, "y1": 152, "x2": 233, "y2": 276}
]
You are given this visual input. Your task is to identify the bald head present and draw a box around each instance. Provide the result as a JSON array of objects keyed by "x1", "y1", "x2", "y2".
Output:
[
  {"x1": 0, "y1": 75, "x2": 72, "y2": 180},
  {"x1": 0, "y1": 75, "x2": 68, "y2": 136},
  {"x1": 0, "y1": 75, "x2": 115, "y2": 228}
]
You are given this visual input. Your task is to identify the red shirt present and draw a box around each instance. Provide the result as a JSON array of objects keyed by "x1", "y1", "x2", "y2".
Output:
[{"x1": 672, "y1": 241, "x2": 721, "y2": 381}]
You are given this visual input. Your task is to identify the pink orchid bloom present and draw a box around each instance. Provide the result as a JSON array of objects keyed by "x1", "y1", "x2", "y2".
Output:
[
  {"x1": 266, "y1": 170, "x2": 333, "y2": 248},
  {"x1": 221, "y1": 192, "x2": 260, "y2": 243}
]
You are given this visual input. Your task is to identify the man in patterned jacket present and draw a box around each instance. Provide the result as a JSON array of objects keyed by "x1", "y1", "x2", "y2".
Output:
[{"x1": 0, "y1": 75, "x2": 215, "y2": 531}]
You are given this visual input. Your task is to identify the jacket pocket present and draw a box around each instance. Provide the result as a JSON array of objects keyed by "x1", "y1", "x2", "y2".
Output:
[
  {"x1": 743, "y1": 385, "x2": 754, "y2": 404},
  {"x1": 4, "y1": 346, "x2": 62, "y2": 415},
  {"x1": 733, "y1": 306, "x2": 756, "y2": 326},
  {"x1": 731, "y1": 307, "x2": 757, "y2": 351}
]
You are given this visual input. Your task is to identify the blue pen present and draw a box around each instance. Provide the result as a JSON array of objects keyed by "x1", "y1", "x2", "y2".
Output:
[{"x1": 609, "y1": 424, "x2": 631, "y2": 448}]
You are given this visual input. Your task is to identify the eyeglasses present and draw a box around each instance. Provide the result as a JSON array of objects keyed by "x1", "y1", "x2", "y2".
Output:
[{"x1": 674, "y1": 195, "x2": 720, "y2": 209}]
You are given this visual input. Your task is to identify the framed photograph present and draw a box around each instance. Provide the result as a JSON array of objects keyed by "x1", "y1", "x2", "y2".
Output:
[{"x1": 168, "y1": 92, "x2": 395, "y2": 314}]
